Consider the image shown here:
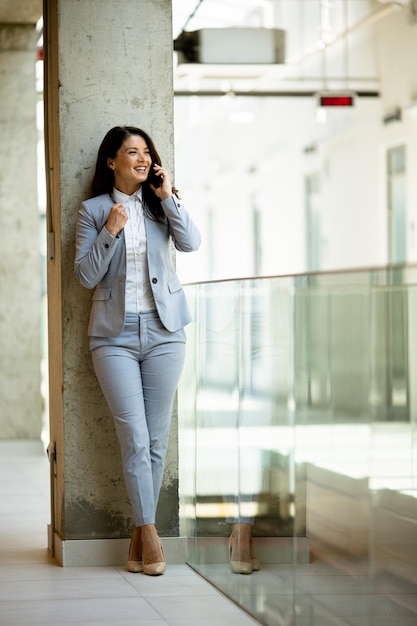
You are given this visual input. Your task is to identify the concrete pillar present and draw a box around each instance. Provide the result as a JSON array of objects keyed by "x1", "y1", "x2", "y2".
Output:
[
  {"x1": 44, "y1": 0, "x2": 180, "y2": 565},
  {"x1": 0, "y1": 23, "x2": 42, "y2": 439}
]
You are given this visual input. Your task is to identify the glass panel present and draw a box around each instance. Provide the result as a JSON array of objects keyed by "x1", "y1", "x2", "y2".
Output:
[
  {"x1": 305, "y1": 173, "x2": 322, "y2": 272},
  {"x1": 387, "y1": 146, "x2": 407, "y2": 264},
  {"x1": 180, "y1": 266, "x2": 417, "y2": 625}
]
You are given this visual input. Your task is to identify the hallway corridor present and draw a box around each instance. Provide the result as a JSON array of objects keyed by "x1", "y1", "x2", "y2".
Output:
[{"x1": 0, "y1": 440, "x2": 257, "y2": 626}]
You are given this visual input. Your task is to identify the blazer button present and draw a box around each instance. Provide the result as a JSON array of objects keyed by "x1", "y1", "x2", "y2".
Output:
[
  {"x1": 152, "y1": 277, "x2": 158, "y2": 284},
  {"x1": 104, "y1": 243, "x2": 109, "y2": 249}
]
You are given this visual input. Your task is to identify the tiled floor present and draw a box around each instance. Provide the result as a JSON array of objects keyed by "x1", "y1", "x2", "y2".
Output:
[
  {"x1": 196, "y1": 556, "x2": 417, "y2": 625},
  {"x1": 2, "y1": 440, "x2": 417, "y2": 626},
  {"x1": 0, "y1": 440, "x2": 258, "y2": 626}
]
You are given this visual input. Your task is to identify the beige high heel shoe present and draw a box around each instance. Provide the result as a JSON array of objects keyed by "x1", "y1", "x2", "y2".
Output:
[
  {"x1": 126, "y1": 526, "x2": 143, "y2": 573},
  {"x1": 229, "y1": 523, "x2": 254, "y2": 575},
  {"x1": 141, "y1": 524, "x2": 166, "y2": 576},
  {"x1": 250, "y1": 538, "x2": 260, "y2": 571}
]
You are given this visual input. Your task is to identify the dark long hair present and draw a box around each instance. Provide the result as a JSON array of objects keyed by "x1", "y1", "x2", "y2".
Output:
[{"x1": 90, "y1": 125, "x2": 165, "y2": 222}]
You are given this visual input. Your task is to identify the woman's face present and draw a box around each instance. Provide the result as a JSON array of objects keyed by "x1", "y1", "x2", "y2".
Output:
[{"x1": 108, "y1": 134, "x2": 152, "y2": 195}]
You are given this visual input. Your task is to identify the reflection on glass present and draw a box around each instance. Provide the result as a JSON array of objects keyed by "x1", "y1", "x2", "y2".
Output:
[{"x1": 179, "y1": 267, "x2": 417, "y2": 625}]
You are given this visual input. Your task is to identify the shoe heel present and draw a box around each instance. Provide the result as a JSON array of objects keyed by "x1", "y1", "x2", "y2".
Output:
[
  {"x1": 143, "y1": 542, "x2": 166, "y2": 576},
  {"x1": 126, "y1": 529, "x2": 143, "y2": 573},
  {"x1": 250, "y1": 539, "x2": 260, "y2": 571}
]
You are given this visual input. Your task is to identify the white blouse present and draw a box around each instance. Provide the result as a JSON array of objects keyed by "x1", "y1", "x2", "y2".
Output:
[{"x1": 112, "y1": 187, "x2": 156, "y2": 314}]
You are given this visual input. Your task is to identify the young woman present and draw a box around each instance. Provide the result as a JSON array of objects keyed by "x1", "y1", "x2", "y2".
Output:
[{"x1": 75, "y1": 126, "x2": 201, "y2": 575}]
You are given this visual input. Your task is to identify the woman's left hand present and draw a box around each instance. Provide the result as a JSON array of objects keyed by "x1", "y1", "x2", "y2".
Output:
[{"x1": 150, "y1": 164, "x2": 172, "y2": 201}]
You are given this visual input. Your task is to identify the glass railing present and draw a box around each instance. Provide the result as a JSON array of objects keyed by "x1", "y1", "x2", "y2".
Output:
[{"x1": 178, "y1": 266, "x2": 417, "y2": 626}]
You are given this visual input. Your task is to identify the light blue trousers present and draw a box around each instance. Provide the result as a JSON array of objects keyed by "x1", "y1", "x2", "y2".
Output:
[{"x1": 90, "y1": 311, "x2": 186, "y2": 527}]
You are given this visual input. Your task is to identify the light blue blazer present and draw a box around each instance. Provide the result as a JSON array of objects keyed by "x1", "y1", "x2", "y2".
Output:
[{"x1": 74, "y1": 193, "x2": 201, "y2": 337}]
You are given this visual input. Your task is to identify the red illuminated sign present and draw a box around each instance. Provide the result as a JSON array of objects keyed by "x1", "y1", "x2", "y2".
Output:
[{"x1": 318, "y1": 93, "x2": 355, "y2": 107}]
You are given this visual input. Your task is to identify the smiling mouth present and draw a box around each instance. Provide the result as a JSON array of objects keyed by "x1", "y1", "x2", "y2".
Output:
[{"x1": 135, "y1": 167, "x2": 147, "y2": 173}]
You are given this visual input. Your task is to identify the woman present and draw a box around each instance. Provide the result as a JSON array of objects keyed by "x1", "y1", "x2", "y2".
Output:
[{"x1": 74, "y1": 125, "x2": 201, "y2": 575}]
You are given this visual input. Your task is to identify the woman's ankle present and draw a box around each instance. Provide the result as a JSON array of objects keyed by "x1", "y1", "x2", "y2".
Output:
[
  {"x1": 128, "y1": 526, "x2": 142, "y2": 560},
  {"x1": 141, "y1": 525, "x2": 164, "y2": 563}
]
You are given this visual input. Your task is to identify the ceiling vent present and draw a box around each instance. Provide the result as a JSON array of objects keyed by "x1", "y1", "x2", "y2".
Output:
[{"x1": 174, "y1": 28, "x2": 286, "y2": 65}]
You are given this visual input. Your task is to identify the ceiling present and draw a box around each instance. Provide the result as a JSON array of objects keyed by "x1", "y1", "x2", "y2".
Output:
[
  {"x1": 172, "y1": 0, "x2": 272, "y2": 36},
  {"x1": 0, "y1": 0, "x2": 404, "y2": 96},
  {"x1": 172, "y1": 0, "x2": 401, "y2": 95}
]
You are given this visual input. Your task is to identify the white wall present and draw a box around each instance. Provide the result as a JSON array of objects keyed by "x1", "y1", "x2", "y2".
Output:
[
  {"x1": 375, "y1": 7, "x2": 417, "y2": 264},
  {"x1": 175, "y1": 94, "x2": 384, "y2": 280}
]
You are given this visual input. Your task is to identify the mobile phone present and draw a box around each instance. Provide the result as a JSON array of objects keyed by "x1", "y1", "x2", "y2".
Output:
[{"x1": 148, "y1": 164, "x2": 162, "y2": 188}]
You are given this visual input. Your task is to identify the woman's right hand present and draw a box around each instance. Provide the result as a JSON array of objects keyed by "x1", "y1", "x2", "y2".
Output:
[{"x1": 105, "y1": 202, "x2": 128, "y2": 236}]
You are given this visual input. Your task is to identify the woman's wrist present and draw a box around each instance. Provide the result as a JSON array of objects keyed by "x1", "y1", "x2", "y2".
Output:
[{"x1": 104, "y1": 224, "x2": 120, "y2": 238}]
